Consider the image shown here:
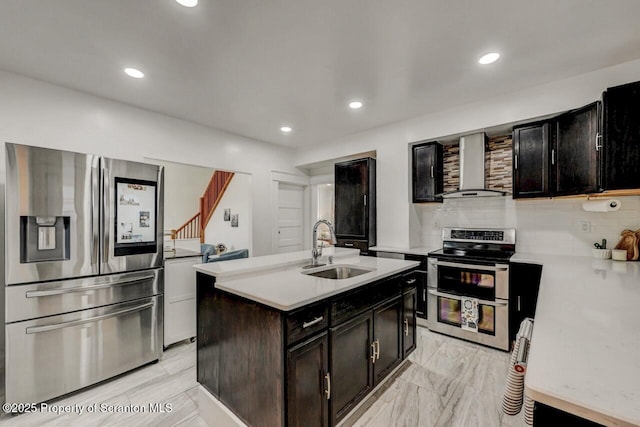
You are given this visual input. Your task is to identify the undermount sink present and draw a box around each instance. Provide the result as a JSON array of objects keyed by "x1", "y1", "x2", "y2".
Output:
[{"x1": 302, "y1": 264, "x2": 375, "y2": 279}]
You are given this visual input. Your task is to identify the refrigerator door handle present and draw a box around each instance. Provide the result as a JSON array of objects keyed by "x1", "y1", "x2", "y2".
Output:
[
  {"x1": 25, "y1": 301, "x2": 154, "y2": 334},
  {"x1": 91, "y1": 156, "x2": 100, "y2": 268},
  {"x1": 25, "y1": 275, "x2": 155, "y2": 298}
]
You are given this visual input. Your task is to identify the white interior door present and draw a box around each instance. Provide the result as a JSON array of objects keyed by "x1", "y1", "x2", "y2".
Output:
[{"x1": 275, "y1": 182, "x2": 305, "y2": 254}]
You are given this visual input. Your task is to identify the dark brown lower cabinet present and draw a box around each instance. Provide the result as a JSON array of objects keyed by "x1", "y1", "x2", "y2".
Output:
[
  {"x1": 287, "y1": 332, "x2": 330, "y2": 427},
  {"x1": 329, "y1": 311, "x2": 374, "y2": 426},
  {"x1": 373, "y1": 296, "x2": 402, "y2": 384},
  {"x1": 197, "y1": 271, "x2": 417, "y2": 427},
  {"x1": 402, "y1": 288, "x2": 417, "y2": 359}
]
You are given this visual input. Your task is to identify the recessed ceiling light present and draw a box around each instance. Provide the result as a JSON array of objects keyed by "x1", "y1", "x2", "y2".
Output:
[
  {"x1": 124, "y1": 68, "x2": 144, "y2": 79},
  {"x1": 349, "y1": 101, "x2": 363, "y2": 109},
  {"x1": 280, "y1": 126, "x2": 292, "y2": 133},
  {"x1": 478, "y1": 52, "x2": 500, "y2": 65},
  {"x1": 176, "y1": 0, "x2": 198, "y2": 7}
]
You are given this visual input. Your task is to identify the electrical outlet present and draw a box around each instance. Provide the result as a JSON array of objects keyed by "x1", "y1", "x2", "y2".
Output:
[{"x1": 579, "y1": 220, "x2": 591, "y2": 233}]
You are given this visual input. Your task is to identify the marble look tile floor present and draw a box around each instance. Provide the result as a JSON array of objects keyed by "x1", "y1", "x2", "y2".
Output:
[
  {"x1": 0, "y1": 340, "x2": 205, "y2": 427},
  {"x1": 344, "y1": 327, "x2": 527, "y2": 427},
  {"x1": 0, "y1": 328, "x2": 527, "y2": 427}
]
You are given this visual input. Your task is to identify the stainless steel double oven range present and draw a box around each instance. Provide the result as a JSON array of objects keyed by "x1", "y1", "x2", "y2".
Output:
[
  {"x1": 2, "y1": 143, "x2": 164, "y2": 405},
  {"x1": 427, "y1": 228, "x2": 515, "y2": 351}
]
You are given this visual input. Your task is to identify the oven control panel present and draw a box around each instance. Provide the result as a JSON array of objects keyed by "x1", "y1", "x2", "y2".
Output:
[{"x1": 443, "y1": 228, "x2": 516, "y2": 244}]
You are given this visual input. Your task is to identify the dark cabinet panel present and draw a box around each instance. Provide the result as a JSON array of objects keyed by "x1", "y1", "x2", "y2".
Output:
[
  {"x1": 533, "y1": 402, "x2": 602, "y2": 426},
  {"x1": 329, "y1": 311, "x2": 374, "y2": 425},
  {"x1": 402, "y1": 288, "x2": 417, "y2": 359},
  {"x1": 334, "y1": 158, "x2": 376, "y2": 253},
  {"x1": 403, "y1": 256, "x2": 428, "y2": 319},
  {"x1": 287, "y1": 332, "x2": 329, "y2": 427},
  {"x1": 196, "y1": 273, "x2": 220, "y2": 397},
  {"x1": 602, "y1": 81, "x2": 640, "y2": 190},
  {"x1": 412, "y1": 141, "x2": 443, "y2": 202},
  {"x1": 513, "y1": 122, "x2": 550, "y2": 198},
  {"x1": 373, "y1": 296, "x2": 402, "y2": 385},
  {"x1": 553, "y1": 102, "x2": 600, "y2": 195},
  {"x1": 509, "y1": 262, "x2": 542, "y2": 343}
]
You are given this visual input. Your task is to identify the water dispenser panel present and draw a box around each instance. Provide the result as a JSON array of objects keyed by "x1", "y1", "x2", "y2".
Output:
[{"x1": 20, "y1": 216, "x2": 71, "y2": 263}]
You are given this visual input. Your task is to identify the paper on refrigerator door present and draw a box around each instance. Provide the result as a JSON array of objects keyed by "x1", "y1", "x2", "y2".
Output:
[{"x1": 461, "y1": 297, "x2": 479, "y2": 333}]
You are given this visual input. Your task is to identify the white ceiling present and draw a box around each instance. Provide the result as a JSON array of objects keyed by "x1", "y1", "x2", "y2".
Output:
[{"x1": 1, "y1": 1, "x2": 640, "y2": 147}]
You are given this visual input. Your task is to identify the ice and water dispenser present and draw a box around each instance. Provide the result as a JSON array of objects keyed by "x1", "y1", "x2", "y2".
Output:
[{"x1": 20, "y1": 215, "x2": 71, "y2": 263}]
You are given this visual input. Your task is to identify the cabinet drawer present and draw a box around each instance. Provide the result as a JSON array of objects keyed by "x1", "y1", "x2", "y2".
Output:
[
  {"x1": 331, "y1": 277, "x2": 401, "y2": 326},
  {"x1": 336, "y1": 239, "x2": 369, "y2": 254},
  {"x1": 286, "y1": 303, "x2": 329, "y2": 346}
]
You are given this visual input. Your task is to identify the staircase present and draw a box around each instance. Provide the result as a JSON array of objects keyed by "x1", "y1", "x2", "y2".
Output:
[{"x1": 170, "y1": 170, "x2": 235, "y2": 243}]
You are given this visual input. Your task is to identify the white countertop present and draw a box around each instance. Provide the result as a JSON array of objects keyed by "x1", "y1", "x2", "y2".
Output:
[
  {"x1": 194, "y1": 247, "x2": 359, "y2": 279},
  {"x1": 369, "y1": 246, "x2": 433, "y2": 256},
  {"x1": 195, "y1": 250, "x2": 419, "y2": 311},
  {"x1": 512, "y1": 253, "x2": 640, "y2": 426}
]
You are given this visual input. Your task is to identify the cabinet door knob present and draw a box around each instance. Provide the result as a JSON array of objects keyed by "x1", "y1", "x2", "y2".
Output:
[
  {"x1": 514, "y1": 154, "x2": 518, "y2": 170},
  {"x1": 370, "y1": 341, "x2": 377, "y2": 363},
  {"x1": 406, "y1": 278, "x2": 416, "y2": 285},
  {"x1": 595, "y1": 133, "x2": 602, "y2": 151},
  {"x1": 551, "y1": 149, "x2": 556, "y2": 165},
  {"x1": 404, "y1": 319, "x2": 409, "y2": 336},
  {"x1": 374, "y1": 339, "x2": 380, "y2": 360}
]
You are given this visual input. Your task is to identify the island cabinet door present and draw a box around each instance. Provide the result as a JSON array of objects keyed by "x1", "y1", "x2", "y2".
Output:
[
  {"x1": 373, "y1": 296, "x2": 403, "y2": 385},
  {"x1": 287, "y1": 332, "x2": 329, "y2": 427},
  {"x1": 329, "y1": 311, "x2": 374, "y2": 426},
  {"x1": 402, "y1": 288, "x2": 417, "y2": 359}
]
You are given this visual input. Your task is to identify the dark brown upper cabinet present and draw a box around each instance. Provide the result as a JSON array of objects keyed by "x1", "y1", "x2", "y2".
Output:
[
  {"x1": 412, "y1": 141, "x2": 443, "y2": 203},
  {"x1": 552, "y1": 102, "x2": 600, "y2": 196},
  {"x1": 513, "y1": 122, "x2": 551, "y2": 198},
  {"x1": 602, "y1": 81, "x2": 640, "y2": 190},
  {"x1": 334, "y1": 158, "x2": 376, "y2": 254},
  {"x1": 513, "y1": 102, "x2": 601, "y2": 199}
]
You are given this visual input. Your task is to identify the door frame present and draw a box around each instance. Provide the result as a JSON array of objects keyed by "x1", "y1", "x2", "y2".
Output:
[{"x1": 271, "y1": 171, "x2": 310, "y2": 254}]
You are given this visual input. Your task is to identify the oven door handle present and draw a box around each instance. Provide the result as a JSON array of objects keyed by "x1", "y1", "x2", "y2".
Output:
[
  {"x1": 427, "y1": 289, "x2": 508, "y2": 307},
  {"x1": 432, "y1": 260, "x2": 509, "y2": 272}
]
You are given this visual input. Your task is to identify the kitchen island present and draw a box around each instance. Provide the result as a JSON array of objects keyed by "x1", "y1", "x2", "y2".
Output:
[
  {"x1": 194, "y1": 248, "x2": 419, "y2": 427},
  {"x1": 512, "y1": 253, "x2": 640, "y2": 427}
]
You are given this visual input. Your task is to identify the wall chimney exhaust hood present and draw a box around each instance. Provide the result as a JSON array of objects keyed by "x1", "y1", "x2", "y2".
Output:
[{"x1": 439, "y1": 133, "x2": 506, "y2": 199}]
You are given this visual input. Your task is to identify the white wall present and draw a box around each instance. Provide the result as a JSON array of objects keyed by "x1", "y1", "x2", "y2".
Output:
[
  {"x1": 151, "y1": 159, "x2": 215, "y2": 231},
  {"x1": 417, "y1": 197, "x2": 640, "y2": 256},
  {"x1": 204, "y1": 173, "x2": 252, "y2": 254},
  {"x1": 294, "y1": 58, "x2": 640, "y2": 249},
  {"x1": 0, "y1": 70, "x2": 301, "y2": 256}
]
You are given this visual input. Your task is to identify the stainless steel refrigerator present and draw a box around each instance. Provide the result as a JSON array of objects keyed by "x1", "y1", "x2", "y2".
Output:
[{"x1": 3, "y1": 143, "x2": 164, "y2": 404}]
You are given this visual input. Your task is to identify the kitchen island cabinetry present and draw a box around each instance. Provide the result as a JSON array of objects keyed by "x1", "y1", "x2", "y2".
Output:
[
  {"x1": 195, "y1": 252, "x2": 418, "y2": 427},
  {"x1": 402, "y1": 286, "x2": 417, "y2": 358},
  {"x1": 329, "y1": 311, "x2": 374, "y2": 425},
  {"x1": 287, "y1": 332, "x2": 330, "y2": 427}
]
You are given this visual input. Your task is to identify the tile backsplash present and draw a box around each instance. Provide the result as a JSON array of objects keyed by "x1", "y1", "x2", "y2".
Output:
[{"x1": 416, "y1": 196, "x2": 640, "y2": 256}]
